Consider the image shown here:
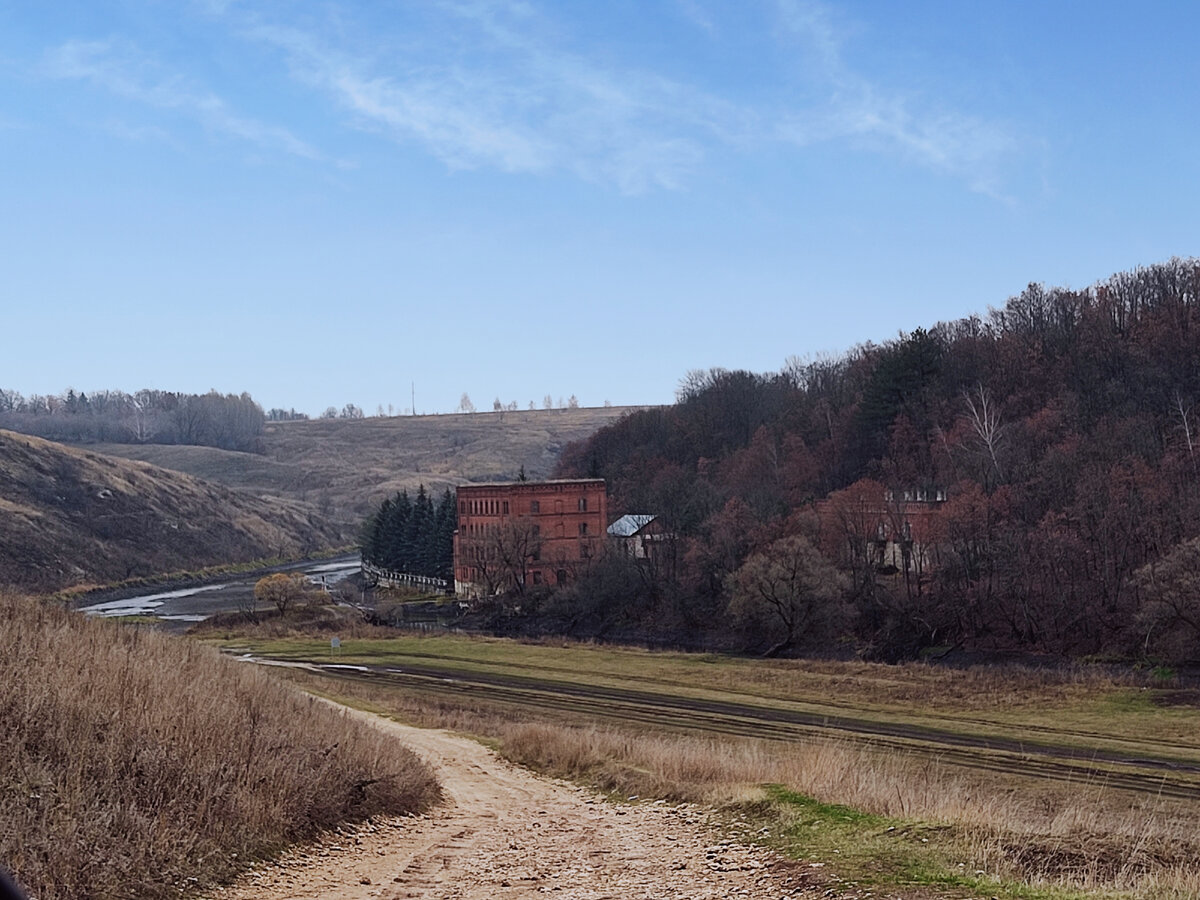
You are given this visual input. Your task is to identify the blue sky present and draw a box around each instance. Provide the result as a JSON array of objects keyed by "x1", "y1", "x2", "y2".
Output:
[{"x1": 2, "y1": 1, "x2": 1198, "y2": 415}]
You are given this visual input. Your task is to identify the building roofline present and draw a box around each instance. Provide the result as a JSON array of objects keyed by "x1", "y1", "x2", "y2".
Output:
[{"x1": 457, "y1": 478, "x2": 605, "y2": 489}]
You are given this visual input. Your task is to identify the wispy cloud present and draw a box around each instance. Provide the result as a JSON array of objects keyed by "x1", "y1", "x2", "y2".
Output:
[
  {"x1": 223, "y1": 0, "x2": 1024, "y2": 197},
  {"x1": 43, "y1": 38, "x2": 324, "y2": 162},
  {"x1": 772, "y1": 0, "x2": 1020, "y2": 198},
  {"x1": 58, "y1": 0, "x2": 1024, "y2": 196},
  {"x1": 239, "y1": 7, "x2": 743, "y2": 194}
]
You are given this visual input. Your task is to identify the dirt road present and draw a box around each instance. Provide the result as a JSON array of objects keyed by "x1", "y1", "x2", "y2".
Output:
[{"x1": 210, "y1": 710, "x2": 817, "y2": 900}]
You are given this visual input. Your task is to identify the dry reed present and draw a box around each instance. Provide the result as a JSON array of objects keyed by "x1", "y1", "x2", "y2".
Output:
[{"x1": 0, "y1": 594, "x2": 440, "y2": 900}]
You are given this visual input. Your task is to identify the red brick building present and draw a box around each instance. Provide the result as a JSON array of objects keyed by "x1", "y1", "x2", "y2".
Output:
[{"x1": 454, "y1": 479, "x2": 608, "y2": 597}]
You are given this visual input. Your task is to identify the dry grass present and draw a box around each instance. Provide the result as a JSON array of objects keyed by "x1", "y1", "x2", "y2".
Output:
[
  {"x1": 0, "y1": 594, "x2": 440, "y2": 900},
  {"x1": 299, "y1": 670, "x2": 1200, "y2": 898},
  {"x1": 0, "y1": 430, "x2": 346, "y2": 593},
  {"x1": 94, "y1": 405, "x2": 637, "y2": 519}
]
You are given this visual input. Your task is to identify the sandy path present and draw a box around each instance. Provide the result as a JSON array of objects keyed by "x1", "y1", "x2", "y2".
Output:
[{"x1": 209, "y1": 710, "x2": 819, "y2": 900}]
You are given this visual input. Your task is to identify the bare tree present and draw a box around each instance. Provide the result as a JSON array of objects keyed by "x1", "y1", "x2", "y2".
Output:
[
  {"x1": 1175, "y1": 391, "x2": 1196, "y2": 473},
  {"x1": 728, "y1": 535, "x2": 848, "y2": 657},
  {"x1": 458, "y1": 393, "x2": 476, "y2": 414},
  {"x1": 1135, "y1": 537, "x2": 1200, "y2": 661},
  {"x1": 963, "y1": 384, "x2": 1005, "y2": 484},
  {"x1": 459, "y1": 521, "x2": 543, "y2": 598},
  {"x1": 253, "y1": 573, "x2": 306, "y2": 615}
]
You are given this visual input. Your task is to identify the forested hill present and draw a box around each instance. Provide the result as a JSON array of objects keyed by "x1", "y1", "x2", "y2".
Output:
[
  {"x1": 556, "y1": 258, "x2": 1200, "y2": 660},
  {"x1": 0, "y1": 431, "x2": 343, "y2": 593}
]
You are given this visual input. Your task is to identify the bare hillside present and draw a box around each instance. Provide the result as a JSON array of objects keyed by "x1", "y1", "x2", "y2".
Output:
[
  {"x1": 0, "y1": 430, "x2": 345, "y2": 592},
  {"x1": 95, "y1": 406, "x2": 640, "y2": 519}
]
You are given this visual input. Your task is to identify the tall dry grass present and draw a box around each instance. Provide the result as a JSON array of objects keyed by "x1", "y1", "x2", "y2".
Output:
[
  {"x1": 0, "y1": 594, "x2": 439, "y2": 900},
  {"x1": 499, "y1": 724, "x2": 1200, "y2": 895},
  {"x1": 306, "y1": 672, "x2": 1200, "y2": 897}
]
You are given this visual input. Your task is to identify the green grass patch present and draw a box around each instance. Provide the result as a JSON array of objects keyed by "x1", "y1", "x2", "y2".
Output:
[
  {"x1": 212, "y1": 632, "x2": 1200, "y2": 769},
  {"x1": 760, "y1": 786, "x2": 1097, "y2": 900}
]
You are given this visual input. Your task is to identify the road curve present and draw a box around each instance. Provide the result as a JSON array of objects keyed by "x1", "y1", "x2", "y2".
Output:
[{"x1": 207, "y1": 708, "x2": 823, "y2": 900}]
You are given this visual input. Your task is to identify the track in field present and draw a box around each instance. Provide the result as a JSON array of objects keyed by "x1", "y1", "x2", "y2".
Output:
[{"x1": 293, "y1": 659, "x2": 1200, "y2": 803}]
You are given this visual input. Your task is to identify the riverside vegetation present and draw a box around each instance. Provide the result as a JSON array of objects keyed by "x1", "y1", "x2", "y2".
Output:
[{"x1": 0, "y1": 594, "x2": 440, "y2": 900}]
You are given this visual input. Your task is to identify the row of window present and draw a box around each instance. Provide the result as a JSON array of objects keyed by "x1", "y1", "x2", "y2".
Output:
[
  {"x1": 461, "y1": 522, "x2": 590, "y2": 538},
  {"x1": 461, "y1": 499, "x2": 511, "y2": 516},
  {"x1": 468, "y1": 568, "x2": 570, "y2": 586},
  {"x1": 458, "y1": 497, "x2": 591, "y2": 517},
  {"x1": 460, "y1": 539, "x2": 594, "y2": 563},
  {"x1": 882, "y1": 489, "x2": 947, "y2": 503}
]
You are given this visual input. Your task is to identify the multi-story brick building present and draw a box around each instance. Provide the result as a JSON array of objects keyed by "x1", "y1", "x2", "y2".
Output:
[{"x1": 453, "y1": 479, "x2": 608, "y2": 597}]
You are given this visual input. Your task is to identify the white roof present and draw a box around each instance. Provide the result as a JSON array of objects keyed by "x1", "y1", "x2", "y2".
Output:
[{"x1": 607, "y1": 514, "x2": 656, "y2": 537}]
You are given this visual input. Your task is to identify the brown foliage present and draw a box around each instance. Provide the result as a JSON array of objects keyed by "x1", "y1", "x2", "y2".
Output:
[{"x1": 254, "y1": 572, "x2": 308, "y2": 613}]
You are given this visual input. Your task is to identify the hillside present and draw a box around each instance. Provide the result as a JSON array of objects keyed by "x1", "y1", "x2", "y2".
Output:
[
  {"x1": 0, "y1": 430, "x2": 345, "y2": 592},
  {"x1": 93, "y1": 405, "x2": 639, "y2": 520},
  {"x1": 554, "y1": 259, "x2": 1200, "y2": 661}
]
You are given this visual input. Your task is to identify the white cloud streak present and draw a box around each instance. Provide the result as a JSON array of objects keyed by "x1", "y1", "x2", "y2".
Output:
[
  {"x1": 42, "y1": 1, "x2": 1028, "y2": 196},
  {"x1": 241, "y1": 6, "x2": 746, "y2": 194},
  {"x1": 43, "y1": 39, "x2": 323, "y2": 162},
  {"x1": 772, "y1": 0, "x2": 1020, "y2": 198}
]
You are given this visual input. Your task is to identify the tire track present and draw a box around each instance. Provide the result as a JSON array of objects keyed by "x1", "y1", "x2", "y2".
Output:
[{"x1": 298, "y1": 661, "x2": 1200, "y2": 803}]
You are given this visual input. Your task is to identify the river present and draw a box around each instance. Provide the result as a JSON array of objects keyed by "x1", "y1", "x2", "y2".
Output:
[{"x1": 78, "y1": 554, "x2": 361, "y2": 627}]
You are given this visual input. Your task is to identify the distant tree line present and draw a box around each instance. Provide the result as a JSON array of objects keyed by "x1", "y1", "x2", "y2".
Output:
[
  {"x1": 0, "y1": 388, "x2": 265, "y2": 452},
  {"x1": 545, "y1": 258, "x2": 1200, "y2": 662},
  {"x1": 320, "y1": 404, "x2": 364, "y2": 419},
  {"x1": 359, "y1": 486, "x2": 455, "y2": 581},
  {"x1": 266, "y1": 408, "x2": 310, "y2": 422}
]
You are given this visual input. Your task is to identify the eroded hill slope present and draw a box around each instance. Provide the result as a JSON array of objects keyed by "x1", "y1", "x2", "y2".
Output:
[{"x1": 0, "y1": 430, "x2": 344, "y2": 591}]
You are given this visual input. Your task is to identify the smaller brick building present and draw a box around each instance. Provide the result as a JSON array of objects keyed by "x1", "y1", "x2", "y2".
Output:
[{"x1": 454, "y1": 479, "x2": 608, "y2": 597}]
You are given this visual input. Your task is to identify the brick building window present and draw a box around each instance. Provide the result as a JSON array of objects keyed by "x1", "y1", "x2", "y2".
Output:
[
  {"x1": 579, "y1": 522, "x2": 588, "y2": 535},
  {"x1": 530, "y1": 500, "x2": 540, "y2": 513},
  {"x1": 578, "y1": 497, "x2": 588, "y2": 511},
  {"x1": 503, "y1": 501, "x2": 509, "y2": 514}
]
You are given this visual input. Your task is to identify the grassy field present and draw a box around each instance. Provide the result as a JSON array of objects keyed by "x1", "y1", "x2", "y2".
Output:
[
  {"x1": 209, "y1": 626, "x2": 1200, "y2": 898},
  {"x1": 0, "y1": 594, "x2": 440, "y2": 899},
  {"x1": 206, "y1": 630, "x2": 1200, "y2": 761},
  {"x1": 94, "y1": 405, "x2": 639, "y2": 520}
]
